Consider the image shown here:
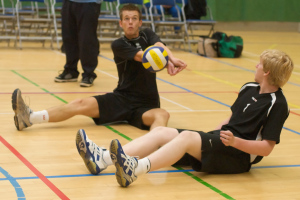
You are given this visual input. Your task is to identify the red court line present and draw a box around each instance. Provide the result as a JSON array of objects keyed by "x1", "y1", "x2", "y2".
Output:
[
  {"x1": 0, "y1": 136, "x2": 70, "y2": 200},
  {"x1": 290, "y1": 111, "x2": 300, "y2": 117},
  {"x1": 0, "y1": 91, "x2": 238, "y2": 95}
]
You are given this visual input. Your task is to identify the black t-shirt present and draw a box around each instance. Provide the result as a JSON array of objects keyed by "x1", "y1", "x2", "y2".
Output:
[
  {"x1": 222, "y1": 82, "x2": 289, "y2": 144},
  {"x1": 111, "y1": 28, "x2": 163, "y2": 106},
  {"x1": 221, "y1": 82, "x2": 289, "y2": 163}
]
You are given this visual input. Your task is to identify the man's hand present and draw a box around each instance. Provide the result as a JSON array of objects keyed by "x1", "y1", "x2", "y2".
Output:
[
  {"x1": 166, "y1": 58, "x2": 187, "y2": 76},
  {"x1": 220, "y1": 130, "x2": 236, "y2": 146}
]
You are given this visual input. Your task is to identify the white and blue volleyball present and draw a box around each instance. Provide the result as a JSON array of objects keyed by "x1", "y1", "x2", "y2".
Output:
[{"x1": 142, "y1": 46, "x2": 169, "y2": 72}]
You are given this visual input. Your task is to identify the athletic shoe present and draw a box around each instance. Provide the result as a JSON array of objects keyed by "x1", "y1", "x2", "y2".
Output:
[
  {"x1": 75, "y1": 129, "x2": 108, "y2": 175},
  {"x1": 80, "y1": 76, "x2": 96, "y2": 87},
  {"x1": 54, "y1": 70, "x2": 78, "y2": 82},
  {"x1": 12, "y1": 88, "x2": 33, "y2": 131},
  {"x1": 110, "y1": 139, "x2": 138, "y2": 187}
]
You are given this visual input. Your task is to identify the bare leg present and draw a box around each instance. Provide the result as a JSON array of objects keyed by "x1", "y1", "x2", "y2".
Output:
[
  {"x1": 147, "y1": 130, "x2": 202, "y2": 171},
  {"x1": 142, "y1": 108, "x2": 170, "y2": 130},
  {"x1": 47, "y1": 97, "x2": 99, "y2": 122},
  {"x1": 123, "y1": 126, "x2": 179, "y2": 158}
]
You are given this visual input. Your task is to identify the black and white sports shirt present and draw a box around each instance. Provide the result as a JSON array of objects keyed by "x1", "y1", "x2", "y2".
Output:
[
  {"x1": 221, "y1": 82, "x2": 289, "y2": 162},
  {"x1": 111, "y1": 28, "x2": 164, "y2": 105}
]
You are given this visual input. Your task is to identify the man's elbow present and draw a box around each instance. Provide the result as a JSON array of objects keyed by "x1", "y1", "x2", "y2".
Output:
[
  {"x1": 260, "y1": 150, "x2": 272, "y2": 157},
  {"x1": 260, "y1": 144, "x2": 275, "y2": 156}
]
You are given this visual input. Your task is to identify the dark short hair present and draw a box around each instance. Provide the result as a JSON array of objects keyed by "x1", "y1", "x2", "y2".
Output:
[{"x1": 119, "y1": 4, "x2": 142, "y2": 20}]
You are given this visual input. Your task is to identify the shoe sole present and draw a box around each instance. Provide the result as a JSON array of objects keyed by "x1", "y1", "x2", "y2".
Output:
[
  {"x1": 54, "y1": 78, "x2": 78, "y2": 83},
  {"x1": 11, "y1": 89, "x2": 20, "y2": 130},
  {"x1": 80, "y1": 83, "x2": 93, "y2": 87},
  {"x1": 110, "y1": 139, "x2": 130, "y2": 187},
  {"x1": 75, "y1": 129, "x2": 100, "y2": 175}
]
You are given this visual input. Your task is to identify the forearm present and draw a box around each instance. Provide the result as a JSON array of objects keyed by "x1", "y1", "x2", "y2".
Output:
[
  {"x1": 154, "y1": 42, "x2": 175, "y2": 62},
  {"x1": 232, "y1": 138, "x2": 275, "y2": 156},
  {"x1": 134, "y1": 50, "x2": 143, "y2": 62}
]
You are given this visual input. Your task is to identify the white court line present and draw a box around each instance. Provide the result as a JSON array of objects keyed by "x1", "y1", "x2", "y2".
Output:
[
  {"x1": 96, "y1": 69, "x2": 118, "y2": 79},
  {"x1": 243, "y1": 51, "x2": 259, "y2": 57},
  {"x1": 160, "y1": 96, "x2": 193, "y2": 111},
  {"x1": 242, "y1": 57, "x2": 258, "y2": 63}
]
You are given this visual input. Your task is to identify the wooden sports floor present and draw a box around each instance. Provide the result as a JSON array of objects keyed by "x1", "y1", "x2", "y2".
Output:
[{"x1": 0, "y1": 30, "x2": 300, "y2": 200}]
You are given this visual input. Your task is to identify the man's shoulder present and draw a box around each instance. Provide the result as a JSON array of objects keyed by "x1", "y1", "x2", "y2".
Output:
[
  {"x1": 111, "y1": 37, "x2": 130, "y2": 49},
  {"x1": 239, "y1": 82, "x2": 259, "y2": 92},
  {"x1": 139, "y1": 28, "x2": 155, "y2": 37}
]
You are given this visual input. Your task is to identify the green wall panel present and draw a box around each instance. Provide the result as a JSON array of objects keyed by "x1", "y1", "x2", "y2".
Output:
[{"x1": 207, "y1": 0, "x2": 300, "y2": 22}]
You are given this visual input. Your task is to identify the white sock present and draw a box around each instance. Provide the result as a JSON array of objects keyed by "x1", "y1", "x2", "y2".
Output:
[
  {"x1": 134, "y1": 157, "x2": 151, "y2": 176},
  {"x1": 29, "y1": 110, "x2": 49, "y2": 124},
  {"x1": 103, "y1": 150, "x2": 113, "y2": 166}
]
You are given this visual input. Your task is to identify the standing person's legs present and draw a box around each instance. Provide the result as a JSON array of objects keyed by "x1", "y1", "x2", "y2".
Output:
[
  {"x1": 76, "y1": 2, "x2": 100, "y2": 86},
  {"x1": 169, "y1": 6, "x2": 181, "y2": 31},
  {"x1": 58, "y1": 0, "x2": 80, "y2": 81}
]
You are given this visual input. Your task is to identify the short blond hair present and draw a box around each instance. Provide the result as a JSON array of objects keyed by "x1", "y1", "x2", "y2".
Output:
[{"x1": 260, "y1": 49, "x2": 294, "y2": 87}]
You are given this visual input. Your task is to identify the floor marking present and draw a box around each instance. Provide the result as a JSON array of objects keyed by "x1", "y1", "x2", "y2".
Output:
[
  {"x1": 2, "y1": 164, "x2": 300, "y2": 181},
  {"x1": 160, "y1": 96, "x2": 193, "y2": 111},
  {"x1": 0, "y1": 167, "x2": 25, "y2": 199},
  {"x1": 0, "y1": 136, "x2": 70, "y2": 200}
]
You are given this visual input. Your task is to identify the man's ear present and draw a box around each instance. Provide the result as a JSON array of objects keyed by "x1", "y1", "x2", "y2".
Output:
[
  {"x1": 119, "y1": 20, "x2": 123, "y2": 28},
  {"x1": 264, "y1": 71, "x2": 270, "y2": 77}
]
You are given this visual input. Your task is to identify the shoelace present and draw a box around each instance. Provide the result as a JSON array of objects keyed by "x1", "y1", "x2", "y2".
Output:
[
  {"x1": 22, "y1": 95, "x2": 33, "y2": 116},
  {"x1": 121, "y1": 154, "x2": 137, "y2": 175},
  {"x1": 88, "y1": 142, "x2": 104, "y2": 162}
]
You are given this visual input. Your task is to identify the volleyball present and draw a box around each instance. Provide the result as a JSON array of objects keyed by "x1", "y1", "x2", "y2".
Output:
[{"x1": 142, "y1": 46, "x2": 169, "y2": 72}]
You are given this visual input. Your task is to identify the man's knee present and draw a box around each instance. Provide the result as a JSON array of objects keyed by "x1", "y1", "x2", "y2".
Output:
[
  {"x1": 158, "y1": 109, "x2": 170, "y2": 121},
  {"x1": 178, "y1": 131, "x2": 201, "y2": 142}
]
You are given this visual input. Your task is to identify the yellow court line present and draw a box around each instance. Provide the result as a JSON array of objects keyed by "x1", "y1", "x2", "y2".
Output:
[
  {"x1": 288, "y1": 103, "x2": 300, "y2": 109},
  {"x1": 269, "y1": 44, "x2": 278, "y2": 49},
  {"x1": 191, "y1": 70, "x2": 241, "y2": 88}
]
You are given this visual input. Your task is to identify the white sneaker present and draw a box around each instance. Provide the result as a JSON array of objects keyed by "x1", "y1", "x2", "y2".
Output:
[
  {"x1": 76, "y1": 129, "x2": 108, "y2": 175},
  {"x1": 12, "y1": 88, "x2": 33, "y2": 131},
  {"x1": 110, "y1": 139, "x2": 138, "y2": 187}
]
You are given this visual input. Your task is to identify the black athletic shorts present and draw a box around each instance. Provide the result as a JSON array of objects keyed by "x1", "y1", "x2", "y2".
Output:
[
  {"x1": 92, "y1": 92, "x2": 160, "y2": 130},
  {"x1": 175, "y1": 129, "x2": 252, "y2": 174}
]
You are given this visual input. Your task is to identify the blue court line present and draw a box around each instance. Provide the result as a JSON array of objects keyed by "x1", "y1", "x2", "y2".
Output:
[
  {"x1": 1, "y1": 164, "x2": 300, "y2": 182},
  {"x1": 0, "y1": 167, "x2": 26, "y2": 200},
  {"x1": 156, "y1": 77, "x2": 231, "y2": 107},
  {"x1": 283, "y1": 127, "x2": 300, "y2": 135}
]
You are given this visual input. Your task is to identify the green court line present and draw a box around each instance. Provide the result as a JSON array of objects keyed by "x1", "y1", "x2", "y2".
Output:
[
  {"x1": 11, "y1": 70, "x2": 235, "y2": 200},
  {"x1": 105, "y1": 126, "x2": 133, "y2": 141},
  {"x1": 173, "y1": 166, "x2": 235, "y2": 200}
]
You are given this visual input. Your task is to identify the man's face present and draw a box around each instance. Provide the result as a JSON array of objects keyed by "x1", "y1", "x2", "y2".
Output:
[
  {"x1": 119, "y1": 10, "x2": 142, "y2": 39},
  {"x1": 254, "y1": 59, "x2": 265, "y2": 83}
]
